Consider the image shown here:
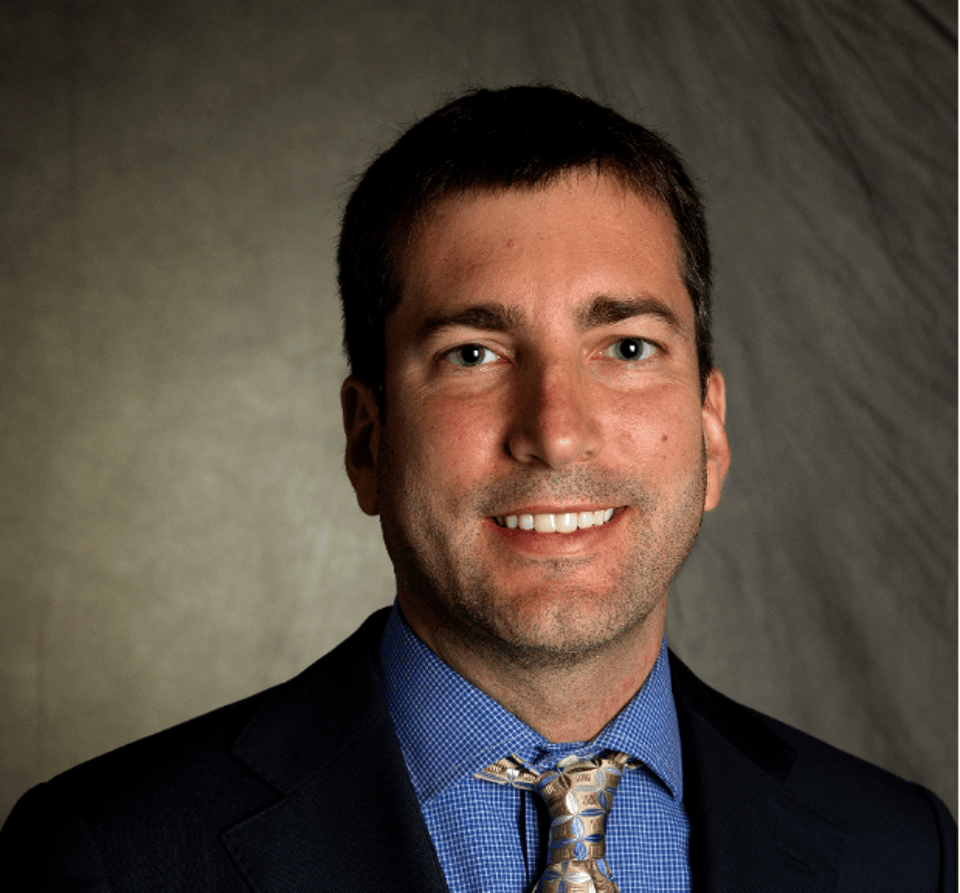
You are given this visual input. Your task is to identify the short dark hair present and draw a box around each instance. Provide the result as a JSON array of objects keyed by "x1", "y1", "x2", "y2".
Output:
[{"x1": 337, "y1": 85, "x2": 713, "y2": 404}]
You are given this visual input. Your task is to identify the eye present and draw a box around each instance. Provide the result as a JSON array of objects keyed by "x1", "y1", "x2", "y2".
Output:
[
  {"x1": 446, "y1": 344, "x2": 501, "y2": 367},
  {"x1": 603, "y1": 338, "x2": 657, "y2": 361}
]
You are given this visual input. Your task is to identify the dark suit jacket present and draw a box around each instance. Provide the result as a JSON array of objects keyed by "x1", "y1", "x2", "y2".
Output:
[{"x1": 1, "y1": 608, "x2": 955, "y2": 891}]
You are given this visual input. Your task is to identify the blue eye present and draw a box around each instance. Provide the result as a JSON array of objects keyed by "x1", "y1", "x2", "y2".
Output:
[
  {"x1": 604, "y1": 338, "x2": 656, "y2": 361},
  {"x1": 447, "y1": 344, "x2": 500, "y2": 367}
]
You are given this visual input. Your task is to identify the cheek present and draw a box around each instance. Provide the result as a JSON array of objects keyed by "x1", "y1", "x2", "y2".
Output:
[
  {"x1": 392, "y1": 393, "x2": 504, "y2": 488},
  {"x1": 604, "y1": 392, "x2": 703, "y2": 470}
]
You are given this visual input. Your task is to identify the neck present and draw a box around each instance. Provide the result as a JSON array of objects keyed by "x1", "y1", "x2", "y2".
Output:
[{"x1": 400, "y1": 600, "x2": 666, "y2": 743}]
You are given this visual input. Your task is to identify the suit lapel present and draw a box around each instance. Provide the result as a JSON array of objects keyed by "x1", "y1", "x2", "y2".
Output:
[
  {"x1": 671, "y1": 654, "x2": 841, "y2": 892},
  {"x1": 220, "y1": 610, "x2": 449, "y2": 893}
]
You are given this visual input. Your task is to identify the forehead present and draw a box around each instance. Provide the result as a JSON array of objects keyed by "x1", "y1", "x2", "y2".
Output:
[{"x1": 392, "y1": 172, "x2": 692, "y2": 334}]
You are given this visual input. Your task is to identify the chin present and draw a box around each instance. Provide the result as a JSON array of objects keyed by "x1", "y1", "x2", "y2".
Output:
[{"x1": 461, "y1": 584, "x2": 660, "y2": 669}]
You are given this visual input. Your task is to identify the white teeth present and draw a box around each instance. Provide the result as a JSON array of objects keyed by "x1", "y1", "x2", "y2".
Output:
[
  {"x1": 534, "y1": 514, "x2": 556, "y2": 533},
  {"x1": 495, "y1": 508, "x2": 617, "y2": 533}
]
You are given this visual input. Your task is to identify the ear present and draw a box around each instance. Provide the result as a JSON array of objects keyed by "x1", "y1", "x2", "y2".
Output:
[
  {"x1": 701, "y1": 367, "x2": 731, "y2": 513},
  {"x1": 341, "y1": 376, "x2": 381, "y2": 516}
]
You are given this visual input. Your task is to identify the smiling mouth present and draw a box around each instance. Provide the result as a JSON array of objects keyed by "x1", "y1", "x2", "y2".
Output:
[{"x1": 493, "y1": 508, "x2": 616, "y2": 533}]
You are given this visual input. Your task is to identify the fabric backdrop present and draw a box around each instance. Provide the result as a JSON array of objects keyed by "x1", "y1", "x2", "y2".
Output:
[{"x1": 1, "y1": 0, "x2": 955, "y2": 824}]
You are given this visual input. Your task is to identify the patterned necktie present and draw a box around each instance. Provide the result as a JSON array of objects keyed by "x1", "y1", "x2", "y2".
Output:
[{"x1": 475, "y1": 751, "x2": 634, "y2": 893}]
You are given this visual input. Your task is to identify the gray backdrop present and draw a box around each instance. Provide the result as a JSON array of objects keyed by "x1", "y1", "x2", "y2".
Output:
[{"x1": 1, "y1": 0, "x2": 956, "y2": 825}]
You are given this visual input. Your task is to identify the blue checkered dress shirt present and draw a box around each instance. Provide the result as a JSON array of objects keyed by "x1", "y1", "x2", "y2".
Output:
[{"x1": 379, "y1": 604, "x2": 691, "y2": 893}]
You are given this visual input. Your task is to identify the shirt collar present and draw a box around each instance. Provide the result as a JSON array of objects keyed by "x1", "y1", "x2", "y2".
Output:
[{"x1": 379, "y1": 602, "x2": 683, "y2": 804}]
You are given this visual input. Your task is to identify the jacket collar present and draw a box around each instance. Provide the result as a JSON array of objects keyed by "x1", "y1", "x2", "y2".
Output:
[{"x1": 670, "y1": 652, "x2": 842, "y2": 891}]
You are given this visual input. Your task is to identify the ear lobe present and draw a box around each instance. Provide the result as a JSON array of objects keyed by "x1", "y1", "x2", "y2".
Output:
[
  {"x1": 341, "y1": 376, "x2": 381, "y2": 516},
  {"x1": 701, "y1": 368, "x2": 731, "y2": 513}
]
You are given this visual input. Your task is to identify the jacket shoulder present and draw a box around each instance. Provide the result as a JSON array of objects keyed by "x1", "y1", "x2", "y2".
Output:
[
  {"x1": 669, "y1": 651, "x2": 957, "y2": 891},
  {"x1": 0, "y1": 609, "x2": 393, "y2": 888}
]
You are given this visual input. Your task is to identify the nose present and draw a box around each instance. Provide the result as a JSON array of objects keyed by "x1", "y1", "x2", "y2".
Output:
[{"x1": 506, "y1": 360, "x2": 602, "y2": 468}]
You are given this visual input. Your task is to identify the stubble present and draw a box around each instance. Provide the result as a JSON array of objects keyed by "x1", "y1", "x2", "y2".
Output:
[{"x1": 376, "y1": 439, "x2": 708, "y2": 672}]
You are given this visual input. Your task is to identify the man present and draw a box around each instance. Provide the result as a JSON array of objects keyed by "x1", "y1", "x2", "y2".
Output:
[{"x1": 0, "y1": 86, "x2": 954, "y2": 891}]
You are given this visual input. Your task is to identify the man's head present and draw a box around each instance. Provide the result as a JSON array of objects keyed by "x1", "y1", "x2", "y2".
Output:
[
  {"x1": 337, "y1": 85, "x2": 713, "y2": 408},
  {"x1": 338, "y1": 86, "x2": 729, "y2": 682}
]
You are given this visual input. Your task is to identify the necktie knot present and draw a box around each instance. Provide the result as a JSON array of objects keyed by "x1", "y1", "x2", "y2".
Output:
[{"x1": 476, "y1": 751, "x2": 635, "y2": 893}]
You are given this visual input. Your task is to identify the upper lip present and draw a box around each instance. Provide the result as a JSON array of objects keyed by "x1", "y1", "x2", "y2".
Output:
[
  {"x1": 492, "y1": 504, "x2": 620, "y2": 518},
  {"x1": 492, "y1": 505, "x2": 617, "y2": 516}
]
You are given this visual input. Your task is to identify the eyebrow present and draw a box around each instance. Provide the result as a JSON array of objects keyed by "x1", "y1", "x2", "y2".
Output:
[
  {"x1": 576, "y1": 295, "x2": 685, "y2": 334},
  {"x1": 410, "y1": 294, "x2": 685, "y2": 345},
  {"x1": 411, "y1": 303, "x2": 523, "y2": 346}
]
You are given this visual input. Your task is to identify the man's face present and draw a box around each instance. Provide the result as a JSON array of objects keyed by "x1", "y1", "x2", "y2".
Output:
[{"x1": 343, "y1": 171, "x2": 729, "y2": 667}]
